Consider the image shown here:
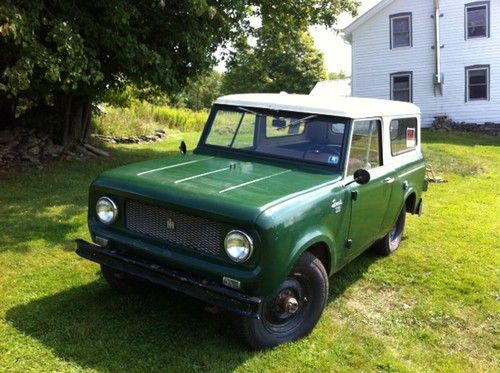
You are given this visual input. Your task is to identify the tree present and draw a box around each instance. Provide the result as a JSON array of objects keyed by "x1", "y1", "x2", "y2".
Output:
[
  {"x1": 0, "y1": 1, "x2": 246, "y2": 144},
  {"x1": 176, "y1": 70, "x2": 223, "y2": 110},
  {"x1": 0, "y1": 1, "x2": 358, "y2": 145},
  {"x1": 223, "y1": 1, "x2": 358, "y2": 94},
  {"x1": 328, "y1": 70, "x2": 349, "y2": 80},
  {"x1": 223, "y1": 30, "x2": 327, "y2": 94}
]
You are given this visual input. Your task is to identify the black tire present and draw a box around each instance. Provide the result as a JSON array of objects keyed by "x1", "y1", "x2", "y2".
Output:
[
  {"x1": 376, "y1": 207, "x2": 406, "y2": 256},
  {"x1": 241, "y1": 252, "x2": 329, "y2": 350},
  {"x1": 101, "y1": 265, "x2": 151, "y2": 294}
]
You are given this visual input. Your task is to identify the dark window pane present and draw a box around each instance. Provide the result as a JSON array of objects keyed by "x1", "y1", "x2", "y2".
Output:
[
  {"x1": 468, "y1": 25, "x2": 487, "y2": 37},
  {"x1": 393, "y1": 32, "x2": 410, "y2": 47},
  {"x1": 467, "y1": 6, "x2": 487, "y2": 37},
  {"x1": 394, "y1": 76, "x2": 409, "y2": 90},
  {"x1": 392, "y1": 16, "x2": 410, "y2": 47},
  {"x1": 469, "y1": 72, "x2": 486, "y2": 85},
  {"x1": 469, "y1": 85, "x2": 487, "y2": 99},
  {"x1": 394, "y1": 91, "x2": 410, "y2": 102},
  {"x1": 393, "y1": 18, "x2": 409, "y2": 33}
]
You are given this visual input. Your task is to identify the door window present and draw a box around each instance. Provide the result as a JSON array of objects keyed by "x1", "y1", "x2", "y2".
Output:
[{"x1": 348, "y1": 120, "x2": 381, "y2": 175}]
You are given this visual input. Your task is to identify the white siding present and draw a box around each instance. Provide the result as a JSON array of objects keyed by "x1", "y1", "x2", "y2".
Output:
[{"x1": 350, "y1": 0, "x2": 500, "y2": 127}]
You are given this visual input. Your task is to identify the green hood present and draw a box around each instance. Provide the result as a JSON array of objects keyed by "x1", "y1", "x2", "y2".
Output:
[{"x1": 94, "y1": 153, "x2": 341, "y2": 224}]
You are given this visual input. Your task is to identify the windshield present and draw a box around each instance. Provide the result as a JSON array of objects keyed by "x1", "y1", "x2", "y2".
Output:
[{"x1": 201, "y1": 106, "x2": 349, "y2": 167}]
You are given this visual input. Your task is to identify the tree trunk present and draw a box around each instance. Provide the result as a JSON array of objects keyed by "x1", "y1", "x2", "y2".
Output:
[
  {"x1": 0, "y1": 96, "x2": 17, "y2": 129},
  {"x1": 56, "y1": 94, "x2": 93, "y2": 147}
]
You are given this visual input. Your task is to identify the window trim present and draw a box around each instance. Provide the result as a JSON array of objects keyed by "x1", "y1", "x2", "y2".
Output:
[
  {"x1": 465, "y1": 1, "x2": 490, "y2": 40},
  {"x1": 390, "y1": 72, "x2": 413, "y2": 103},
  {"x1": 465, "y1": 65, "x2": 490, "y2": 102},
  {"x1": 390, "y1": 12, "x2": 412, "y2": 49},
  {"x1": 389, "y1": 117, "x2": 418, "y2": 156}
]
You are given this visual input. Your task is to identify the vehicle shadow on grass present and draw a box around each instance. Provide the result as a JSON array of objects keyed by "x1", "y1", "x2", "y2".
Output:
[
  {"x1": 0, "y1": 147, "x2": 180, "y2": 254},
  {"x1": 6, "y1": 281, "x2": 253, "y2": 371},
  {"x1": 6, "y1": 250, "x2": 379, "y2": 371}
]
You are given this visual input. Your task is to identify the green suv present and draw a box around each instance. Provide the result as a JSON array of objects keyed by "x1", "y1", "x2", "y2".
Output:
[{"x1": 77, "y1": 93, "x2": 426, "y2": 349}]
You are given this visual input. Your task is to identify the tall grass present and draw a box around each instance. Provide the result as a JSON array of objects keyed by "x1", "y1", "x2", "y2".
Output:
[{"x1": 94, "y1": 102, "x2": 209, "y2": 137}]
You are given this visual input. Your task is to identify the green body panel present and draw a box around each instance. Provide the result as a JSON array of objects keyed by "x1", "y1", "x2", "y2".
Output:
[{"x1": 87, "y1": 138, "x2": 425, "y2": 298}]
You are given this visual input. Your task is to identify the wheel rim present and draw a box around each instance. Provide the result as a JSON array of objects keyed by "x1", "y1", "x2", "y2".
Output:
[
  {"x1": 261, "y1": 274, "x2": 311, "y2": 335},
  {"x1": 390, "y1": 211, "x2": 405, "y2": 244}
]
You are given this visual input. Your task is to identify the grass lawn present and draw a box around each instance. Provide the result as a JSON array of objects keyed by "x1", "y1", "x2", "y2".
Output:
[{"x1": 0, "y1": 131, "x2": 498, "y2": 372}]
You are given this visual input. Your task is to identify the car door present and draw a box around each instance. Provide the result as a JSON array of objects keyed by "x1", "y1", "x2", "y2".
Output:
[{"x1": 344, "y1": 119, "x2": 394, "y2": 259}]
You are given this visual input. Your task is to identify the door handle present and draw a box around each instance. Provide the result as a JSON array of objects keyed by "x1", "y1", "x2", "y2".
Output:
[{"x1": 383, "y1": 177, "x2": 395, "y2": 184}]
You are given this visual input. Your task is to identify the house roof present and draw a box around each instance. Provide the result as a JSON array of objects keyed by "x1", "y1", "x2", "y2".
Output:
[
  {"x1": 215, "y1": 93, "x2": 420, "y2": 119},
  {"x1": 342, "y1": 0, "x2": 396, "y2": 42}
]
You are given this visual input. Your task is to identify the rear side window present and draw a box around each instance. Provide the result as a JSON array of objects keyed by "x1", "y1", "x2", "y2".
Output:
[{"x1": 390, "y1": 118, "x2": 418, "y2": 155}]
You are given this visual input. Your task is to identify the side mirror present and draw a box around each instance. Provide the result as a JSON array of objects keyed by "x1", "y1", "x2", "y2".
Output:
[
  {"x1": 272, "y1": 118, "x2": 286, "y2": 129},
  {"x1": 179, "y1": 140, "x2": 187, "y2": 155},
  {"x1": 345, "y1": 169, "x2": 371, "y2": 187},
  {"x1": 353, "y1": 169, "x2": 371, "y2": 185}
]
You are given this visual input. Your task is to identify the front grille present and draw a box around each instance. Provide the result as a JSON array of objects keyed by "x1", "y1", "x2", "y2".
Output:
[{"x1": 125, "y1": 200, "x2": 225, "y2": 256}]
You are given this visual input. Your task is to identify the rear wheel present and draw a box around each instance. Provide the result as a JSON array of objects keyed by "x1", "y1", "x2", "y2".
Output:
[
  {"x1": 101, "y1": 265, "x2": 151, "y2": 294},
  {"x1": 241, "y1": 252, "x2": 328, "y2": 349},
  {"x1": 376, "y1": 207, "x2": 406, "y2": 256}
]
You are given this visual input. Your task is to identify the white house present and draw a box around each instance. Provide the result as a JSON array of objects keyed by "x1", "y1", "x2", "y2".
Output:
[{"x1": 343, "y1": 0, "x2": 500, "y2": 127}]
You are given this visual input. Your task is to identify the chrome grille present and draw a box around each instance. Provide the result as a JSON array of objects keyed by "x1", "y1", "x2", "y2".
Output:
[{"x1": 125, "y1": 200, "x2": 225, "y2": 256}]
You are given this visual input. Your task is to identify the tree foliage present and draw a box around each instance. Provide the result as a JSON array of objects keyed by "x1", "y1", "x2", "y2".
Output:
[
  {"x1": 0, "y1": 0, "x2": 358, "y2": 145},
  {"x1": 0, "y1": 0, "x2": 246, "y2": 143},
  {"x1": 328, "y1": 70, "x2": 349, "y2": 80},
  {"x1": 223, "y1": 31, "x2": 327, "y2": 94},
  {"x1": 223, "y1": 0, "x2": 358, "y2": 94}
]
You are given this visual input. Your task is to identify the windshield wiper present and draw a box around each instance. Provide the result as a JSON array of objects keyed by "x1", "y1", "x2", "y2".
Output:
[{"x1": 277, "y1": 115, "x2": 317, "y2": 131}]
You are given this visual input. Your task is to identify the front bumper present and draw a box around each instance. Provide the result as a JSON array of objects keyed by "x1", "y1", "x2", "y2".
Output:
[{"x1": 76, "y1": 239, "x2": 262, "y2": 318}]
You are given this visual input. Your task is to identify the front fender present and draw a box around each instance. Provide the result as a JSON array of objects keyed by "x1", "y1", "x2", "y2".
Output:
[{"x1": 286, "y1": 230, "x2": 336, "y2": 277}]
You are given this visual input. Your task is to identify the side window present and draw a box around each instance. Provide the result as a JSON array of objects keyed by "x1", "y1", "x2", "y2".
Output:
[
  {"x1": 205, "y1": 111, "x2": 255, "y2": 148},
  {"x1": 390, "y1": 13, "x2": 412, "y2": 48},
  {"x1": 390, "y1": 118, "x2": 418, "y2": 155},
  {"x1": 465, "y1": 2, "x2": 489, "y2": 39},
  {"x1": 348, "y1": 120, "x2": 381, "y2": 175}
]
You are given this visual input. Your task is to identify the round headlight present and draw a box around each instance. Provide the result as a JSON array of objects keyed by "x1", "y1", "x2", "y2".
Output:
[
  {"x1": 96, "y1": 197, "x2": 118, "y2": 224},
  {"x1": 224, "y1": 230, "x2": 253, "y2": 263}
]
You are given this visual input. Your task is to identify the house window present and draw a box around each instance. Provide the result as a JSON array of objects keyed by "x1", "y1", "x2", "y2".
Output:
[
  {"x1": 390, "y1": 13, "x2": 412, "y2": 48},
  {"x1": 466, "y1": 65, "x2": 489, "y2": 101},
  {"x1": 465, "y1": 2, "x2": 490, "y2": 39},
  {"x1": 391, "y1": 72, "x2": 412, "y2": 102}
]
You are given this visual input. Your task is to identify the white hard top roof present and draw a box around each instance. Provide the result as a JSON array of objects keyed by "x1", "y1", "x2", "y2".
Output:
[{"x1": 215, "y1": 93, "x2": 420, "y2": 119}]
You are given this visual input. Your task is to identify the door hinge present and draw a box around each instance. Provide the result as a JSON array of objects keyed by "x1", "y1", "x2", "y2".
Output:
[
  {"x1": 351, "y1": 190, "x2": 358, "y2": 201},
  {"x1": 345, "y1": 239, "x2": 352, "y2": 249}
]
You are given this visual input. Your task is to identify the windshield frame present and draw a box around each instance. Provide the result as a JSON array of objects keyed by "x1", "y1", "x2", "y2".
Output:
[{"x1": 196, "y1": 104, "x2": 352, "y2": 171}]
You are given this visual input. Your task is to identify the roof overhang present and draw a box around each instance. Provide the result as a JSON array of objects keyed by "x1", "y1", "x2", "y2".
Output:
[
  {"x1": 342, "y1": 0, "x2": 396, "y2": 43},
  {"x1": 215, "y1": 93, "x2": 421, "y2": 119}
]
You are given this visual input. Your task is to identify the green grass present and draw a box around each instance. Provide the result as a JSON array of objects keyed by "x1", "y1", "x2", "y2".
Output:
[
  {"x1": 0, "y1": 130, "x2": 499, "y2": 372},
  {"x1": 94, "y1": 102, "x2": 209, "y2": 137}
]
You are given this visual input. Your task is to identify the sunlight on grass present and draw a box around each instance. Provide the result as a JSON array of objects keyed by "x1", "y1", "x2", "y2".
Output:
[{"x1": 0, "y1": 130, "x2": 498, "y2": 372}]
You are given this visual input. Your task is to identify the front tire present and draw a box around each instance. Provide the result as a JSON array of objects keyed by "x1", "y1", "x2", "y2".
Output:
[
  {"x1": 376, "y1": 207, "x2": 406, "y2": 256},
  {"x1": 101, "y1": 265, "x2": 151, "y2": 294},
  {"x1": 241, "y1": 252, "x2": 328, "y2": 349}
]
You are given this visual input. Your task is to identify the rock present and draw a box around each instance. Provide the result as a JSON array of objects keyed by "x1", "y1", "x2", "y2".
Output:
[
  {"x1": 44, "y1": 144, "x2": 64, "y2": 156},
  {"x1": 0, "y1": 130, "x2": 16, "y2": 144},
  {"x1": 29, "y1": 146, "x2": 41, "y2": 155}
]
